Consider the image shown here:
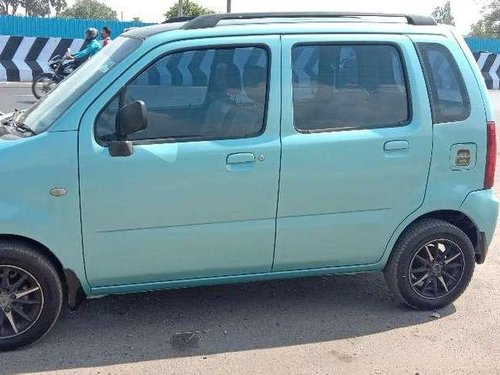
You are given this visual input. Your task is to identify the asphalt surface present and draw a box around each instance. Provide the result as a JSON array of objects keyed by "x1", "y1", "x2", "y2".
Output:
[
  {"x1": 1, "y1": 85, "x2": 500, "y2": 374},
  {"x1": 0, "y1": 82, "x2": 36, "y2": 113}
]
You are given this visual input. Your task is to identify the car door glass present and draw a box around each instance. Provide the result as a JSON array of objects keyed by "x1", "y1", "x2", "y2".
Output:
[
  {"x1": 292, "y1": 44, "x2": 410, "y2": 132},
  {"x1": 95, "y1": 46, "x2": 269, "y2": 144}
]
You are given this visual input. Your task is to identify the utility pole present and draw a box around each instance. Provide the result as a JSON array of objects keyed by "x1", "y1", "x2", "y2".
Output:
[
  {"x1": 178, "y1": 0, "x2": 183, "y2": 17},
  {"x1": 227, "y1": 0, "x2": 231, "y2": 13}
]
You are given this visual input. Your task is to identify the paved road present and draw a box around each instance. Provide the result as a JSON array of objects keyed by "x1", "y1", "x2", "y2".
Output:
[
  {"x1": 0, "y1": 82, "x2": 36, "y2": 113},
  {"x1": 1, "y1": 86, "x2": 500, "y2": 374}
]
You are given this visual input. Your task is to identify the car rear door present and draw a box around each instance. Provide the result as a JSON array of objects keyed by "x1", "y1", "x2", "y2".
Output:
[{"x1": 274, "y1": 34, "x2": 433, "y2": 271}]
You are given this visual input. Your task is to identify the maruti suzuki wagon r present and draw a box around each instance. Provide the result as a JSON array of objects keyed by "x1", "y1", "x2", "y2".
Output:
[{"x1": 0, "y1": 12, "x2": 498, "y2": 351}]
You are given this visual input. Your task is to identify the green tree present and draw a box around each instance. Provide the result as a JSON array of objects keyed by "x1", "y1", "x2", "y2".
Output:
[
  {"x1": 0, "y1": 0, "x2": 21, "y2": 15},
  {"x1": 60, "y1": 0, "x2": 117, "y2": 20},
  {"x1": 470, "y1": 0, "x2": 500, "y2": 37},
  {"x1": 0, "y1": 0, "x2": 65, "y2": 16},
  {"x1": 164, "y1": 0, "x2": 214, "y2": 21},
  {"x1": 22, "y1": 0, "x2": 50, "y2": 16},
  {"x1": 50, "y1": 0, "x2": 66, "y2": 14},
  {"x1": 432, "y1": 1, "x2": 456, "y2": 26}
]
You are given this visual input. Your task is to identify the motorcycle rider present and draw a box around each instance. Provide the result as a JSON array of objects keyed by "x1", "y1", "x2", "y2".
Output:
[
  {"x1": 66, "y1": 28, "x2": 101, "y2": 66},
  {"x1": 31, "y1": 28, "x2": 101, "y2": 99}
]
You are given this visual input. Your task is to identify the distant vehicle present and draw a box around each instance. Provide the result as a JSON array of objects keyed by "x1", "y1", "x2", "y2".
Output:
[{"x1": 0, "y1": 12, "x2": 498, "y2": 351}]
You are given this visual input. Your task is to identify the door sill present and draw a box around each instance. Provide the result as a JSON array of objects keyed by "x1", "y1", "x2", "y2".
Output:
[{"x1": 89, "y1": 262, "x2": 383, "y2": 297}]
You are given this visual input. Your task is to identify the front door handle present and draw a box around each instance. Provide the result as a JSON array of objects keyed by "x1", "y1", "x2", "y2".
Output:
[
  {"x1": 384, "y1": 140, "x2": 410, "y2": 152},
  {"x1": 226, "y1": 153, "x2": 256, "y2": 165}
]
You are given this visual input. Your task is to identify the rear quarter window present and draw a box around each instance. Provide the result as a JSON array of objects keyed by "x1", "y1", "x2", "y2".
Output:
[{"x1": 417, "y1": 43, "x2": 471, "y2": 124}]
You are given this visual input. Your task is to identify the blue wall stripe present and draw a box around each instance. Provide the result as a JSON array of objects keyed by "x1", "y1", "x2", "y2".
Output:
[
  {"x1": 466, "y1": 38, "x2": 500, "y2": 54},
  {"x1": 0, "y1": 15, "x2": 153, "y2": 39},
  {"x1": 1, "y1": 15, "x2": 499, "y2": 55}
]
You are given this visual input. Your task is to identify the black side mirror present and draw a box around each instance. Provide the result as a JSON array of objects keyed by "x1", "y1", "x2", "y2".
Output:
[
  {"x1": 117, "y1": 100, "x2": 148, "y2": 139},
  {"x1": 109, "y1": 100, "x2": 148, "y2": 157}
]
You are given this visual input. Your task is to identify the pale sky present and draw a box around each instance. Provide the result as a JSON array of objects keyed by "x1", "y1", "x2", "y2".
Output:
[{"x1": 67, "y1": 0, "x2": 484, "y2": 35}]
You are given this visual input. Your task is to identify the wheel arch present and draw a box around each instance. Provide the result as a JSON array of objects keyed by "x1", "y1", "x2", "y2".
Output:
[
  {"x1": 385, "y1": 209, "x2": 481, "y2": 268},
  {"x1": 416, "y1": 210, "x2": 479, "y2": 249},
  {"x1": 0, "y1": 234, "x2": 86, "y2": 310}
]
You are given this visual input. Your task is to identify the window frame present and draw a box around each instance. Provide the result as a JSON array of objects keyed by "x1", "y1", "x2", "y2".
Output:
[
  {"x1": 94, "y1": 43, "x2": 272, "y2": 146},
  {"x1": 291, "y1": 41, "x2": 413, "y2": 134},
  {"x1": 416, "y1": 42, "x2": 471, "y2": 125}
]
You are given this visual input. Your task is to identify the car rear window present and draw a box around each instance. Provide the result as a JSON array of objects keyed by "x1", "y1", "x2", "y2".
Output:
[
  {"x1": 417, "y1": 43, "x2": 471, "y2": 124},
  {"x1": 292, "y1": 43, "x2": 410, "y2": 133}
]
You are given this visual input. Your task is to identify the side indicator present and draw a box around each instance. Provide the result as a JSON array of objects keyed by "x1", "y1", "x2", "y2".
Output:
[{"x1": 50, "y1": 188, "x2": 67, "y2": 197}]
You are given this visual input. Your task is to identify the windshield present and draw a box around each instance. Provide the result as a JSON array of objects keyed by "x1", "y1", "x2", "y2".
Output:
[{"x1": 20, "y1": 36, "x2": 142, "y2": 134}]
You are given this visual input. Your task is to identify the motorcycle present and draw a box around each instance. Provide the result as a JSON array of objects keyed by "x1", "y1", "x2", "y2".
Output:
[{"x1": 31, "y1": 51, "x2": 76, "y2": 99}]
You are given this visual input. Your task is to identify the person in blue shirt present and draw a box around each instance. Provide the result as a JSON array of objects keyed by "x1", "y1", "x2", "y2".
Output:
[{"x1": 67, "y1": 28, "x2": 101, "y2": 66}]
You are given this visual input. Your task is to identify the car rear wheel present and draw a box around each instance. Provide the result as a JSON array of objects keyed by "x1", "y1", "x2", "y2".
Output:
[
  {"x1": 384, "y1": 219, "x2": 476, "y2": 310},
  {"x1": 0, "y1": 241, "x2": 63, "y2": 351}
]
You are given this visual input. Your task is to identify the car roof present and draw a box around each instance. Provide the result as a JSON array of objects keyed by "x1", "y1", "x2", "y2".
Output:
[
  {"x1": 123, "y1": 21, "x2": 186, "y2": 39},
  {"x1": 123, "y1": 12, "x2": 447, "y2": 41}
]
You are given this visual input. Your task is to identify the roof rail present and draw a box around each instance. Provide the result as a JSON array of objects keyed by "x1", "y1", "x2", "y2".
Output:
[
  {"x1": 163, "y1": 16, "x2": 198, "y2": 24},
  {"x1": 181, "y1": 12, "x2": 437, "y2": 30}
]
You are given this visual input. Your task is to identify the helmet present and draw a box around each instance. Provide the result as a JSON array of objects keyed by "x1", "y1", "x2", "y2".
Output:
[{"x1": 84, "y1": 28, "x2": 98, "y2": 40}]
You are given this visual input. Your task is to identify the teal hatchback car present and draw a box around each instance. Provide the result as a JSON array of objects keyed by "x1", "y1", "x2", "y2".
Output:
[{"x1": 0, "y1": 13, "x2": 498, "y2": 350}]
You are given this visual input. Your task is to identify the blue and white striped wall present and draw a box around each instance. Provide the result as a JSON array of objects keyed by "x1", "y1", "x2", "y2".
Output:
[
  {"x1": 0, "y1": 37, "x2": 270, "y2": 83},
  {"x1": 474, "y1": 52, "x2": 500, "y2": 90},
  {"x1": 0, "y1": 35, "x2": 83, "y2": 82},
  {"x1": 1, "y1": 35, "x2": 500, "y2": 91}
]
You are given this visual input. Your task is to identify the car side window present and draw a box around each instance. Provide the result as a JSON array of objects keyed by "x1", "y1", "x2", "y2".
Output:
[
  {"x1": 417, "y1": 43, "x2": 471, "y2": 124},
  {"x1": 292, "y1": 44, "x2": 410, "y2": 133},
  {"x1": 95, "y1": 46, "x2": 269, "y2": 143}
]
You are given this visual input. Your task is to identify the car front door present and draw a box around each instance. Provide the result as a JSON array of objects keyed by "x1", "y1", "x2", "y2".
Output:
[
  {"x1": 274, "y1": 34, "x2": 433, "y2": 271},
  {"x1": 79, "y1": 36, "x2": 281, "y2": 288}
]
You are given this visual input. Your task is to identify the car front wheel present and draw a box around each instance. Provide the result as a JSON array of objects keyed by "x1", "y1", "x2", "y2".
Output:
[{"x1": 0, "y1": 241, "x2": 63, "y2": 351}]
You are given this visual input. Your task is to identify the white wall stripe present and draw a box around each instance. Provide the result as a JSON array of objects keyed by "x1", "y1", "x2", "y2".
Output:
[
  {"x1": 69, "y1": 38, "x2": 84, "y2": 55},
  {"x1": 0, "y1": 36, "x2": 9, "y2": 82},
  {"x1": 178, "y1": 51, "x2": 194, "y2": 87},
  {"x1": 294, "y1": 47, "x2": 315, "y2": 84},
  {"x1": 477, "y1": 53, "x2": 489, "y2": 71},
  {"x1": 36, "y1": 37, "x2": 61, "y2": 73},
  {"x1": 199, "y1": 49, "x2": 214, "y2": 79},
  {"x1": 490, "y1": 55, "x2": 500, "y2": 90}
]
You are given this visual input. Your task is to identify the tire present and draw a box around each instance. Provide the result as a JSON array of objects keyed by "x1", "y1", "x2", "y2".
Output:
[
  {"x1": 31, "y1": 73, "x2": 57, "y2": 99},
  {"x1": 384, "y1": 219, "x2": 476, "y2": 310},
  {"x1": 0, "y1": 241, "x2": 63, "y2": 351}
]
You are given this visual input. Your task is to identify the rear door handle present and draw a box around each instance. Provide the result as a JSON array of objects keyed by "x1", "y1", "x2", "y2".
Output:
[
  {"x1": 226, "y1": 152, "x2": 256, "y2": 165},
  {"x1": 384, "y1": 140, "x2": 410, "y2": 152}
]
